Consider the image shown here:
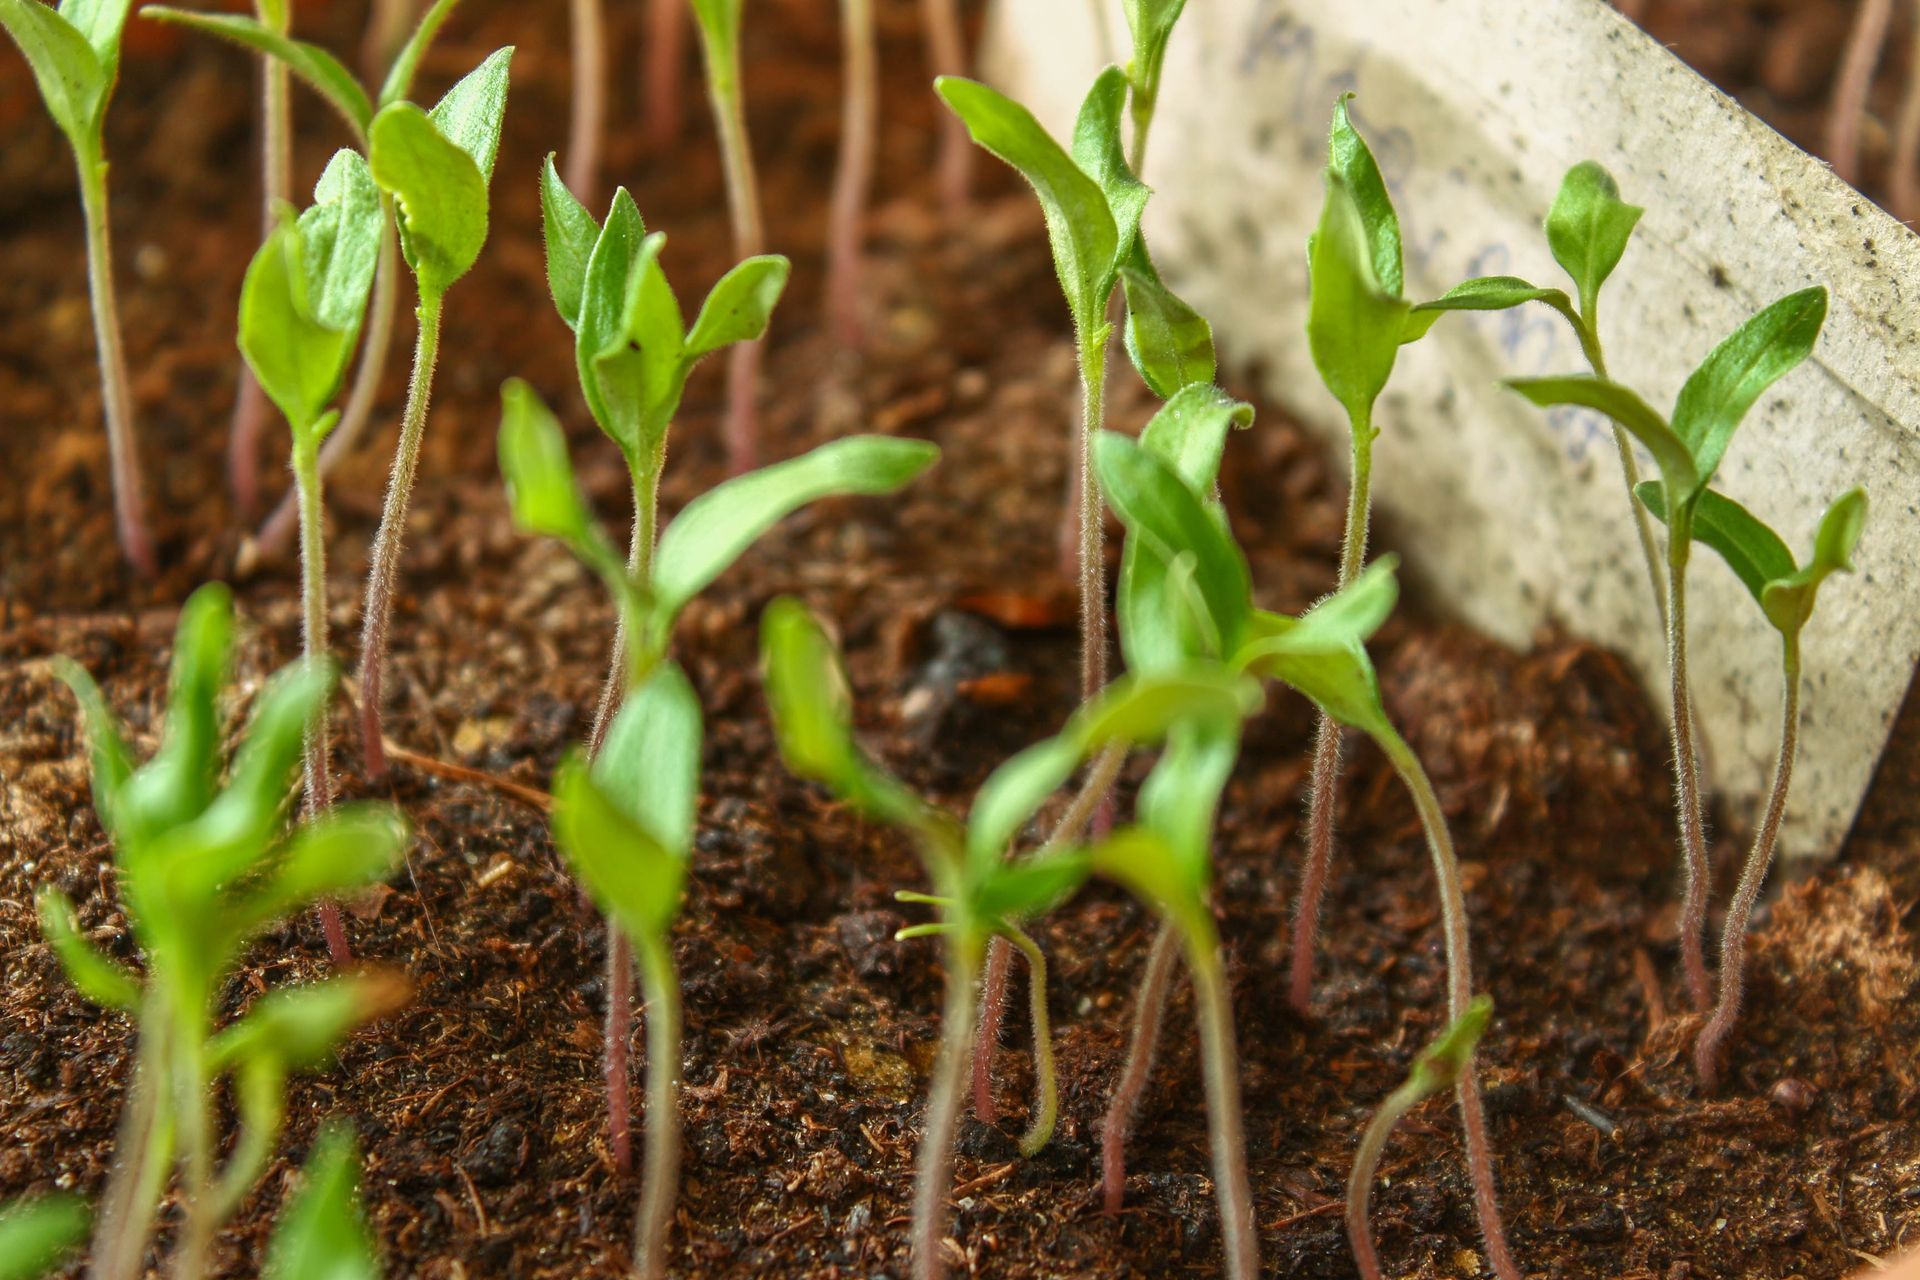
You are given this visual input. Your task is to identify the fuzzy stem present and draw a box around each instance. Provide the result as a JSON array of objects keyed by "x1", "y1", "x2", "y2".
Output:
[
  {"x1": 913, "y1": 933, "x2": 981, "y2": 1280},
  {"x1": 255, "y1": 208, "x2": 401, "y2": 564},
  {"x1": 169, "y1": 998, "x2": 213, "y2": 1280},
  {"x1": 645, "y1": 0, "x2": 689, "y2": 151},
  {"x1": 1663, "y1": 522, "x2": 1713, "y2": 1012},
  {"x1": 1894, "y1": 7, "x2": 1920, "y2": 222},
  {"x1": 566, "y1": 0, "x2": 606, "y2": 206},
  {"x1": 634, "y1": 934, "x2": 683, "y2": 1279},
  {"x1": 1291, "y1": 422, "x2": 1373, "y2": 1013},
  {"x1": 1076, "y1": 329, "x2": 1110, "y2": 707},
  {"x1": 1579, "y1": 329, "x2": 1671, "y2": 635},
  {"x1": 825, "y1": 0, "x2": 877, "y2": 348},
  {"x1": 1378, "y1": 729, "x2": 1518, "y2": 1280},
  {"x1": 1827, "y1": 0, "x2": 1895, "y2": 187},
  {"x1": 78, "y1": 156, "x2": 157, "y2": 578},
  {"x1": 88, "y1": 1005, "x2": 173, "y2": 1280},
  {"x1": 293, "y1": 436, "x2": 351, "y2": 963},
  {"x1": 700, "y1": 26, "x2": 767, "y2": 474},
  {"x1": 356, "y1": 288, "x2": 445, "y2": 779},
  {"x1": 1101, "y1": 917, "x2": 1181, "y2": 1215},
  {"x1": 1346, "y1": 1077, "x2": 1421, "y2": 1280},
  {"x1": 1186, "y1": 930, "x2": 1258, "y2": 1280},
  {"x1": 919, "y1": 0, "x2": 971, "y2": 210},
  {"x1": 999, "y1": 924, "x2": 1057, "y2": 1156},
  {"x1": 1695, "y1": 641, "x2": 1800, "y2": 1087}
]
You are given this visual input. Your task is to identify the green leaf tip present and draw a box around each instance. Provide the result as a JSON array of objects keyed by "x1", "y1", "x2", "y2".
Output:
[
  {"x1": 1545, "y1": 160, "x2": 1643, "y2": 320},
  {"x1": 1405, "y1": 994, "x2": 1493, "y2": 1099}
]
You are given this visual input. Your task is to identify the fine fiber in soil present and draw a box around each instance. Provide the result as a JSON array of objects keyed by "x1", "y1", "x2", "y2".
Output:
[{"x1": 2, "y1": 1, "x2": 1918, "y2": 1277}]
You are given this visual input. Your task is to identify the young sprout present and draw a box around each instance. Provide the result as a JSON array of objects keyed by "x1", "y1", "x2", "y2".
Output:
[
  {"x1": 919, "y1": 0, "x2": 970, "y2": 209},
  {"x1": 1118, "y1": 0, "x2": 1186, "y2": 172},
  {"x1": 1638, "y1": 484, "x2": 1866, "y2": 1086},
  {"x1": 1, "y1": 0, "x2": 157, "y2": 574},
  {"x1": 496, "y1": 373, "x2": 936, "y2": 1201},
  {"x1": 936, "y1": 68, "x2": 1215, "y2": 714},
  {"x1": 645, "y1": 0, "x2": 687, "y2": 152},
  {"x1": 354, "y1": 46, "x2": 513, "y2": 777},
  {"x1": 1094, "y1": 428, "x2": 1520, "y2": 1279},
  {"x1": 45, "y1": 584, "x2": 409, "y2": 1280},
  {"x1": 235, "y1": 149, "x2": 385, "y2": 962},
  {"x1": 689, "y1": 0, "x2": 770, "y2": 474},
  {"x1": 142, "y1": 0, "x2": 474, "y2": 564},
  {"x1": 263, "y1": 1123, "x2": 383, "y2": 1280},
  {"x1": 1506, "y1": 285, "x2": 1829, "y2": 1011},
  {"x1": 1347, "y1": 997, "x2": 1493, "y2": 1280},
  {"x1": 762, "y1": 596, "x2": 1254, "y2": 1280},
  {"x1": 566, "y1": 0, "x2": 604, "y2": 203},
  {"x1": 825, "y1": 0, "x2": 876, "y2": 347},
  {"x1": 0, "y1": 1195, "x2": 88, "y2": 1280}
]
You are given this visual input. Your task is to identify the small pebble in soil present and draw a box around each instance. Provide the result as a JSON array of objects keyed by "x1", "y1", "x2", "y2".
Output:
[
  {"x1": 463, "y1": 1117, "x2": 529, "y2": 1186},
  {"x1": 1769, "y1": 1075, "x2": 1818, "y2": 1115},
  {"x1": 836, "y1": 909, "x2": 908, "y2": 981}
]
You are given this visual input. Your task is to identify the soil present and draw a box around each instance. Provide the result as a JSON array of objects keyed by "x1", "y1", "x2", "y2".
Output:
[{"x1": 3, "y1": 2, "x2": 1918, "y2": 1278}]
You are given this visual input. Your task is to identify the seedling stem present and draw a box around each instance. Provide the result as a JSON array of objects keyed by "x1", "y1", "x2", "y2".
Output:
[
  {"x1": 912, "y1": 933, "x2": 982, "y2": 1280},
  {"x1": 1663, "y1": 520, "x2": 1713, "y2": 1011},
  {"x1": 826, "y1": 0, "x2": 877, "y2": 347},
  {"x1": 567, "y1": 0, "x2": 605, "y2": 203},
  {"x1": 636, "y1": 932, "x2": 684, "y2": 1278},
  {"x1": 80, "y1": 160, "x2": 158, "y2": 578},
  {"x1": 1100, "y1": 918, "x2": 1178, "y2": 1214},
  {"x1": 1187, "y1": 929, "x2": 1258, "y2": 1280},
  {"x1": 646, "y1": 0, "x2": 687, "y2": 150},
  {"x1": 919, "y1": 0, "x2": 971, "y2": 209}
]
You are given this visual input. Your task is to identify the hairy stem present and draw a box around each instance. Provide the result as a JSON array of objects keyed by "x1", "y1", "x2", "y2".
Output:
[
  {"x1": 169, "y1": 1000, "x2": 213, "y2": 1280},
  {"x1": 645, "y1": 0, "x2": 688, "y2": 151},
  {"x1": 913, "y1": 935, "x2": 980, "y2": 1280},
  {"x1": 1101, "y1": 918, "x2": 1181, "y2": 1215},
  {"x1": 294, "y1": 438, "x2": 351, "y2": 963},
  {"x1": 88, "y1": 1005, "x2": 173, "y2": 1280},
  {"x1": 566, "y1": 0, "x2": 606, "y2": 206},
  {"x1": 78, "y1": 157, "x2": 157, "y2": 578},
  {"x1": 919, "y1": 0, "x2": 971, "y2": 210},
  {"x1": 1828, "y1": 0, "x2": 1895, "y2": 187},
  {"x1": 826, "y1": 0, "x2": 877, "y2": 348},
  {"x1": 1000, "y1": 924, "x2": 1057, "y2": 1156},
  {"x1": 635, "y1": 935, "x2": 683, "y2": 1280},
  {"x1": 1076, "y1": 330, "x2": 1110, "y2": 707},
  {"x1": 356, "y1": 289, "x2": 445, "y2": 779},
  {"x1": 1696, "y1": 643, "x2": 1800, "y2": 1087},
  {"x1": 1578, "y1": 332, "x2": 1671, "y2": 634},
  {"x1": 1664, "y1": 527, "x2": 1713, "y2": 1012},
  {"x1": 1291, "y1": 422, "x2": 1373, "y2": 1013},
  {"x1": 255, "y1": 209, "x2": 401, "y2": 563},
  {"x1": 1345, "y1": 1077, "x2": 1420, "y2": 1280},
  {"x1": 1379, "y1": 729, "x2": 1518, "y2": 1280},
  {"x1": 700, "y1": 31, "x2": 767, "y2": 474},
  {"x1": 1187, "y1": 933, "x2": 1258, "y2": 1280}
]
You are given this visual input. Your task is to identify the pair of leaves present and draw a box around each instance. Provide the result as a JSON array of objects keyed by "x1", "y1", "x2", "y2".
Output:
[
  {"x1": 0, "y1": 0, "x2": 132, "y2": 155},
  {"x1": 539, "y1": 160, "x2": 790, "y2": 462},
  {"x1": 551, "y1": 664, "x2": 702, "y2": 942},
  {"x1": 1237, "y1": 559, "x2": 1400, "y2": 740},
  {"x1": 1638, "y1": 483, "x2": 1866, "y2": 641},
  {"x1": 264, "y1": 1124, "x2": 381, "y2": 1280},
  {"x1": 936, "y1": 69, "x2": 1214, "y2": 397},
  {"x1": 239, "y1": 150, "x2": 384, "y2": 439}
]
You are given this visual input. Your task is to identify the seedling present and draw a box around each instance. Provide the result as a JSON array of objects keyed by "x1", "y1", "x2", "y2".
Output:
[
  {"x1": 762, "y1": 596, "x2": 1256, "y2": 1280},
  {"x1": 1639, "y1": 483, "x2": 1866, "y2": 1085},
  {"x1": 1347, "y1": 997, "x2": 1493, "y2": 1280},
  {"x1": 690, "y1": 0, "x2": 770, "y2": 473},
  {"x1": 235, "y1": 148, "x2": 386, "y2": 961},
  {"x1": 1119, "y1": 0, "x2": 1186, "y2": 171},
  {"x1": 567, "y1": 0, "x2": 603, "y2": 202},
  {"x1": 1093, "y1": 425, "x2": 1520, "y2": 1280},
  {"x1": 353, "y1": 45, "x2": 513, "y2": 778},
  {"x1": 44, "y1": 583, "x2": 409, "y2": 1280},
  {"x1": 1, "y1": 0, "x2": 157, "y2": 574},
  {"x1": 143, "y1": 0, "x2": 472, "y2": 562},
  {"x1": 825, "y1": 0, "x2": 876, "y2": 347},
  {"x1": 920, "y1": 0, "x2": 970, "y2": 208},
  {"x1": 936, "y1": 68, "x2": 1215, "y2": 715},
  {"x1": 497, "y1": 373, "x2": 936, "y2": 1262},
  {"x1": 1506, "y1": 285, "x2": 1828, "y2": 1011},
  {"x1": 0, "y1": 1196, "x2": 87, "y2": 1280},
  {"x1": 264, "y1": 1123, "x2": 383, "y2": 1280},
  {"x1": 645, "y1": 0, "x2": 686, "y2": 151}
]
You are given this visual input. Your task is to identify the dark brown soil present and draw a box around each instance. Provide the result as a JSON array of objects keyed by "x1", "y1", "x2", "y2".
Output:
[{"x1": 3, "y1": 2, "x2": 1917, "y2": 1278}]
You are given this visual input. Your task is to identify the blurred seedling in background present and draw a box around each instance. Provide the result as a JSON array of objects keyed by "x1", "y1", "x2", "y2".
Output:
[
  {"x1": 1346, "y1": 998, "x2": 1492, "y2": 1280},
  {"x1": 143, "y1": 0, "x2": 471, "y2": 562},
  {"x1": 1639, "y1": 483, "x2": 1866, "y2": 1086},
  {"x1": 0, "y1": 1195, "x2": 87, "y2": 1280},
  {"x1": 44, "y1": 583, "x2": 409, "y2": 1280},
  {"x1": 567, "y1": 0, "x2": 604, "y2": 203},
  {"x1": 498, "y1": 378, "x2": 935, "y2": 1274},
  {"x1": 825, "y1": 0, "x2": 876, "y2": 347},
  {"x1": 1507, "y1": 284, "x2": 1829, "y2": 1014},
  {"x1": 263, "y1": 1122, "x2": 385, "y2": 1280},
  {"x1": 0, "y1": 0, "x2": 158, "y2": 574},
  {"x1": 762, "y1": 596, "x2": 1255, "y2": 1280}
]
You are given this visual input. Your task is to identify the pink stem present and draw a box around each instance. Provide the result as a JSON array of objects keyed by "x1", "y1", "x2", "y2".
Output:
[
  {"x1": 1101, "y1": 920, "x2": 1181, "y2": 1215},
  {"x1": 645, "y1": 0, "x2": 688, "y2": 152},
  {"x1": 919, "y1": 0, "x2": 971, "y2": 211},
  {"x1": 825, "y1": 0, "x2": 877, "y2": 349},
  {"x1": 606, "y1": 928, "x2": 635, "y2": 1172},
  {"x1": 566, "y1": 0, "x2": 606, "y2": 207},
  {"x1": 970, "y1": 937, "x2": 1011, "y2": 1122},
  {"x1": 1289, "y1": 718, "x2": 1343, "y2": 1013},
  {"x1": 1827, "y1": 0, "x2": 1895, "y2": 186}
]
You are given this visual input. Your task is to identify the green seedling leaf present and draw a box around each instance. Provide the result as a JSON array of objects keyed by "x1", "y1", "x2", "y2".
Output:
[
  {"x1": 1545, "y1": 161, "x2": 1642, "y2": 321},
  {"x1": 227, "y1": 803, "x2": 408, "y2": 938},
  {"x1": 368, "y1": 102, "x2": 488, "y2": 298},
  {"x1": 1, "y1": 0, "x2": 110, "y2": 147},
  {"x1": 689, "y1": 0, "x2": 740, "y2": 54},
  {"x1": 593, "y1": 663, "x2": 702, "y2": 857},
  {"x1": 51, "y1": 656, "x2": 133, "y2": 837},
  {"x1": 759, "y1": 597, "x2": 954, "y2": 846},
  {"x1": 1122, "y1": 0, "x2": 1186, "y2": 130},
  {"x1": 1119, "y1": 240, "x2": 1214, "y2": 398},
  {"x1": 264, "y1": 1124, "x2": 380, "y2": 1280},
  {"x1": 1136, "y1": 717, "x2": 1238, "y2": 891},
  {"x1": 1404, "y1": 994, "x2": 1492, "y2": 1099},
  {"x1": 1307, "y1": 170, "x2": 1411, "y2": 426},
  {"x1": 114, "y1": 582, "x2": 234, "y2": 843},
  {"x1": 60, "y1": 0, "x2": 133, "y2": 69},
  {"x1": 376, "y1": 0, "x2": 464, "y2": 107},
  {"x1": 36, "y1": 886, "x2": 139, "y2": 1010},
  {"x1": 139, "y1": 8, "x2": 372, "y2": 137},
  {"x1": 1070, "y1": 66, "x2": 1149, "y2": 272},
  {"x1": 1637, "y1": 482, "x2": 1794, "y2": 608},
  {"x1": 1094, "y1": 430, "x2": 1251, "y2": 655},
  {"x1": 1237, "y1": 558, "x2": 1401, "y2": 738},
  {"x1": 208, "y1": 971, "x2": 409, "y2": 1073},
  {"x1": 572, "y1": 191, "x2": 657, "y2": 454},
  {"x1": 301, "y1": 150, "x2": 383, "y2": 332},
  {"x1": 1764, "y1": 487, "x2": 1867, "y2": 638},
  {"x1": 0, "y1": 1193, "x2": 89, "y2": 1280},
  {"x1": 965, "y1": 737, "x2": 1082, "y2": 874},
  {"x1": 552, "y1": 750, "x2": 686, "y2": 940},
  {"x1": 497, "y1": 378, "x2": 595, "y2": 547},
  {"x1": 936, "y1": 75, "x2": 1117, "y2": 331},
  {"x1": 1503, "y1": 374, "x2": 1698, "y2": 500},
  {"x1": 1087, "y1": 825, "x2": 1207, "y2": 935},
  {"x1": 1671, "y1": 287, "x2": 1827, "y2": 493},
  {"x1": 1136, "y1": 382, "x2": 1253, "y2": 491},
  {"x1": 651, "y1": 436, "x2": 940, "y2": 630},
  {"x1": 1328, "y1": 96, "x2": 1402, "y2": 297},
  {"x1": 684, "y1": 255, "x2": 790, "y2": 359},
  {"x1": 1402, "y1": 276, "x2": 1575, "y2": 344},
  {"x1": 425, "y1": 45, "x2": 511, "y2": 182},
  {"x1": 972, "y1": 848, "x2": 1091, "y2": 923},
  {"x1": 539, "y1": 153, "x2": 598, "y2": 331}
]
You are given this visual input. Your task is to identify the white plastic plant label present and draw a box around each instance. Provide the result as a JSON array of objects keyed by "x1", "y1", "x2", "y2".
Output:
[{"x1": 983, "y1": 0, "x2": 1920, "y2": 859}]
